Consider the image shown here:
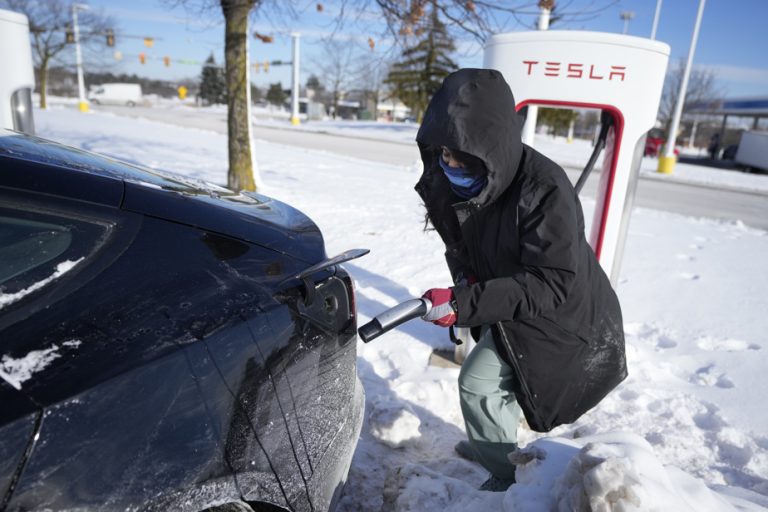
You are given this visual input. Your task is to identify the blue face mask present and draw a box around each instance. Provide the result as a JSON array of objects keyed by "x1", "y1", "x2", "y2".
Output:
[{"x1": 439, "y1": 157, "x2": 487, "y2": 199}]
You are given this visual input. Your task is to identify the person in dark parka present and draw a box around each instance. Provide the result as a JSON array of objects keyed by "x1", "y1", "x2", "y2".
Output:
[{"x1": 417, "y1": 68, "x2": 627, "y2": 491}]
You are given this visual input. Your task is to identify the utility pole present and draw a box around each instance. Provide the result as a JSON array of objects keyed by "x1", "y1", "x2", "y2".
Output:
[
  {"x1": 658, "y1": 0, "x2": 706, "y2": 174},
  {"x1": 651, "y1": 0, "x2": 663, "y2": 39},
  {"x1": 521, "y1": 0, "x2": 553, "y2": 147},
  {"x1": 72, "y1": 3, "x2": 89, "y2": 113},
  {"x1": 620, "y1": 11, "x2": 635, "y2": 35},
  {"x1": 689, "y1": 116, "x2": 699, "y2": 150},
  {"x1": 290, "y1": 32, "x2": 300, "y2": 125}
]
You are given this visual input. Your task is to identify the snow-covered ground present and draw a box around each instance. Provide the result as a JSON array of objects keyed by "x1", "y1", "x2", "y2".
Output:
[{"x1": 32, "y1": 108, "x2": 768, "y2": 511}]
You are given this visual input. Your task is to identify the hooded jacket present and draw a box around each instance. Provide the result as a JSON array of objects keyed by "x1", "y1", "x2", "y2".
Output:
[{"x1": 415, "y1": 68, "x2": 626, "y2": 432}]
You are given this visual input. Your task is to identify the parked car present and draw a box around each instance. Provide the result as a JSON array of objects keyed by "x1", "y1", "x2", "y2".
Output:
[
  {"x1": 644, "y1": 128, "x2": 679, "y2": 158},
  {"x1": 644, "y1": 128, "x2": 664, "y2": 157},
  {"x1": 722, "y1": 144, "x2": 738, "y2": 161},
  {"x1": 88, "y1": 83, "x2": 143, "y2": 107},
  {"x1": 0, "y1": 130, "x2": 366, "y2": 512}
]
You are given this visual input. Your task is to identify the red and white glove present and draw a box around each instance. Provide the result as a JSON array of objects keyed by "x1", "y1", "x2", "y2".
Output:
[{"x1": 421, "y1": 288, "x2": 457, "y2": 327}]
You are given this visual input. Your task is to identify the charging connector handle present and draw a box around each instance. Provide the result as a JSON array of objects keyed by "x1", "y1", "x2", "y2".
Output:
[
  {"x1": 358, "y1": 298, "x2": 432, "y2": 343},
  {"x1": 575, "y1": 110, "x2": 614, "y2": 194}
]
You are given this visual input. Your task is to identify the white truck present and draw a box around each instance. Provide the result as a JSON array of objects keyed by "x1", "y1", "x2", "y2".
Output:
[
  {"x1": 0, "y1": 8, "x2": 35, "y2": 134},
  {"x1": 88, "y1": 83, "x2": 143, "y2": 107},
  {"x1": 735, "y1": 131, "x2": 768, "y2": 173}
]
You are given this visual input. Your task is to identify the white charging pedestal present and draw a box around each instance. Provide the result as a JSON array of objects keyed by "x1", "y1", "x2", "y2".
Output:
[
  {"x1": 455, "y1": 32, "x2": 670, "y2": 364},
  {"x1": 485, "y1": 31, "x2": 670, "y2": 283},
  {"x1": 0, "y1": 9, "x2": 35, "y2": 134}
]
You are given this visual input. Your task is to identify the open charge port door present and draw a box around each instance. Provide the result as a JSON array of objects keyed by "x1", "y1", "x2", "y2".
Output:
[{"x1": 266, "y1": 265, "x2": 365, "y2": 511}]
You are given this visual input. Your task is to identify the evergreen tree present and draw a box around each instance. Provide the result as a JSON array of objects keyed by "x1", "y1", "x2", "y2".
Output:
[
  {"x1": 250, "y1": 84, "x2": 263, "y2": 103},
  {"x1": 266, "y1": 83, "x2": 287, "y2": 107},
  {"x1": 384, "y1": 3, "x2": 457, "y2": 122},
  {"x1": 306, "y1": 74, "x2": 324, "y2": 92},
  {"x1": 199, "y1": 53, "x2": 226, "y2": 105}
]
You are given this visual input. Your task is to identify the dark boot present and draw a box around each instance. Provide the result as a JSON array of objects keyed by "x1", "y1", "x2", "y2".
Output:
[{"x1": 478, "y1": 473, "x2": 515, "y2": 492}]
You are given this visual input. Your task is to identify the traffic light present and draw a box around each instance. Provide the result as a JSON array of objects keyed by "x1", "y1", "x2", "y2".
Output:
[
  {"x1": 253, "y1": 62, "x2": 260, "y2": 73},
  {"x1": 144, "y1": 37, "x2": 154, "y2": 48},
  {"x1": 139, "y1": 52, "x2": 146, "y2": 64},
  {"x1": 106, "y1": 28, "x2": 115, "y2": 47},
  {"x1": 65, "y1": 25, "x2": 74, "y2": 44},
  {"x1": 263, "y1": 60, "x2": 269, "y2": 73},
  {"x1": 163, "y1": 56, "x2": 170, "y2": 67}
]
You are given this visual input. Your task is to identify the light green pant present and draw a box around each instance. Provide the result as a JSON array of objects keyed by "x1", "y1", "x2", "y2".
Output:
[{"x1": 458, "y1": 327, "x2": 522, "y2": 480}]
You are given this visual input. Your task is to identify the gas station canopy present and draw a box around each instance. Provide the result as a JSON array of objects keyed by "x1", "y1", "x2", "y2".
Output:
[{"x1": 689, "y1": 97, "x2": 768, "y2": 117}]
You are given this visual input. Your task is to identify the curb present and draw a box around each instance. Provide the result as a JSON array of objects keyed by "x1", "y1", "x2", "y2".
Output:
[{"x1": 638, "y1": 170, "x2": 768, "y2": 197}]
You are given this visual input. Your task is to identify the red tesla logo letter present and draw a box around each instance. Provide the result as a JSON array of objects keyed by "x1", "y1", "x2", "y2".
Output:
[
  {"x1": 523, "y1": 60, "x2": 539, "y2": 75},
  {"x1": 609, "y1": 66, "x2": 626, "y2": 81},
  {"x1": 545, "y1": 61, "x2": 561, "y2": 77},
  {"x1": 567, "y1": 63, "x2": 583, "y2": 79}
]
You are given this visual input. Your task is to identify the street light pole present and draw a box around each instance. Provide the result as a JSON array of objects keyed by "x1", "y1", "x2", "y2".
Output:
[
  {"x1": 620, "y1": 11, "x2": 635, "y2": 35},
  {"x1": 290, "y1": 32, "x2": 300, "y2": 125},
  {"x1": 651, "y1": 0, "x2": 663, "y2": 39},
  {"x1": 658, "y1": 0, "x2": 706, "y2": 174},
  {"x1": 72, "y1": 3, "x2": 89, "y2": 113},
  {"x1": 521, "y1": 0, "x2": 552, "y2": 147}
]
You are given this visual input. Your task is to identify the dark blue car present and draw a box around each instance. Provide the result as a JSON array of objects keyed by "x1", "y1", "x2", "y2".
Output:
[{"x1": 0, "y1": 131, "x2": 366, "y2": 512}]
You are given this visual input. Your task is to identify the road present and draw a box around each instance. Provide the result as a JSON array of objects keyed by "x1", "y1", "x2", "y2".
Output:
[{"x1": 97, "y1": 105, "x2": 768, "y2": 230}]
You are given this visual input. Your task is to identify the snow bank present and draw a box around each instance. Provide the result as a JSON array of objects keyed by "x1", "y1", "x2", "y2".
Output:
[
  {"x1": 385, "y1": 433, "x2": 758, "y2": 512},
  {"x1": 369, "y1": 398, "x2": 423, "y2": 448},
  {"x1": 506, "y1": 433, "x2": 738, "y2": 512}
]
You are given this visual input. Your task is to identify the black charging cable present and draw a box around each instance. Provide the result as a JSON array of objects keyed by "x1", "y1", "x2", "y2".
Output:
[{"x1": 574, "y1": 110, "x2": 615, "y2": 194}]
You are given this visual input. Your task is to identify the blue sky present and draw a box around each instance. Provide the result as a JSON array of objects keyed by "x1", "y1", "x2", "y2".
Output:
[{"x1": 81, "y1": 0, "x2": 768, "y2": 98}]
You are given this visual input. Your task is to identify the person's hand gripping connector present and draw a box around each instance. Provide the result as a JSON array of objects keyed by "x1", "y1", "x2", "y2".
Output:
[{"x1": 421, "y1": 288, "x2": 457, "y2": 327}]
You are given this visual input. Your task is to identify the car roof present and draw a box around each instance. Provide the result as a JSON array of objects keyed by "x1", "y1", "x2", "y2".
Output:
[
  {"x1": 0, "y1": 130, "x2": 232, "y2": 205},
  {"x1": 0, "y1": 131, "x2": 325, "y2": 262}
]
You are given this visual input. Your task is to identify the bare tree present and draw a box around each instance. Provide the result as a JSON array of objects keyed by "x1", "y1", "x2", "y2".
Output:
[
  {"x1": 658, "y1": 58, "x2": 723, "y2": 134},
  {"x1": 171, "y1": 0, "x2": 298, "y2": 192},
  {"x1": 355, "y1": 55, "x2": 391, "y2": 120},
  {"x1": 220, "y1": 0, "x2": 258, "y2": 191},
  {"x1": 316, "y1": 38, "x2": 361, "y2": 119},
  {"x1": 337, "y1": 0, "x2": 620, "y2": 46},
  {"x1": 1, "y1": 0, "x2": 112, "y2": 109}
]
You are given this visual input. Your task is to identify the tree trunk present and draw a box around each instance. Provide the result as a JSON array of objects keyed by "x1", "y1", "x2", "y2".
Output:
[
  {"x1": 222, "y1": 0, "x2": 256, "y2": 192},
  {"x1": 333, "y1": 91, "x2": 339, "y2": 119},
  {"x1": 39, "y1": 57, "x2": 49, "y2": 110}
]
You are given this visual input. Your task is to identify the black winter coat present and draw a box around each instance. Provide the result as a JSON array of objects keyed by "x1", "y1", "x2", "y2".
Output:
[{"x1": 415, "y1": 68, "x2": 627, "y2": 432}]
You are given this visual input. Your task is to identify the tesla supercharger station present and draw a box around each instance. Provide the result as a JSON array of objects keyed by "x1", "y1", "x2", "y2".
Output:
[
  {"x1": 486, "y1": 31, "x2": 669, "y2": 284},
  {"x1": 0, "y1": 8, "x2": 36, "y2": 134},
  {"x1": 454, "y1": 31, "x2": 670, "y2": 363}
]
